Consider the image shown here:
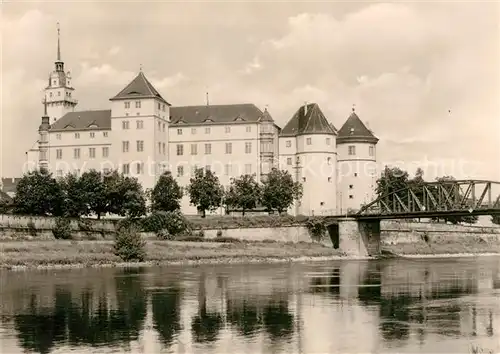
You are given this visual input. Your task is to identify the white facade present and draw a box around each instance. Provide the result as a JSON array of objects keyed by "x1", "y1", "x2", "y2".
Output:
[{"x1": 28, "y1": 31, "x2": 379, "y2": 216}]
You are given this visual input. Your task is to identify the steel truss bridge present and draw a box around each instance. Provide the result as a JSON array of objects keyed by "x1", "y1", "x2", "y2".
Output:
[{"x1": 340, "y1": 180, "x2": 500, "y2": 221}]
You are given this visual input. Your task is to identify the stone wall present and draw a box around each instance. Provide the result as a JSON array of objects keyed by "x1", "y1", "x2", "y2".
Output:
[{"x1": 380, "y1": 220, "x2": 500, "y2": 245}]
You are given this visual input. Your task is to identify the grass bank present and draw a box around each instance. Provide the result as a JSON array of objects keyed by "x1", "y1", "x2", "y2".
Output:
[
  {"x1": 0, "y1": 239, "x2": 346, "y2": 270},
  {"x1": 382, "y1": 239, "x2": 500, "y2": 257}
]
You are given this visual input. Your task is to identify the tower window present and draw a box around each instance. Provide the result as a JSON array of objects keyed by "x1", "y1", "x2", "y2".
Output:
[
  {"x1": 286, "y1": 140, "x2": 291, "y2": 148},
  {"x1": 162, "y1": 123, "x2": 165, "y2": 132},
  {"x1": 348, "y1": 145, "x2": 356, "y2": 156},
  {"x1": 287, "y1": 157, "x2": 292, "y2": 165},
  {"x1": 349, "y1": 195, "x2": 354, "y2": 199},
  {"x1": 158, "y1": 103, "x2": 161, "y2": 110},
  {"x1": 103, "y1": 132, "x2": 108, "y2": 137},
  {"x1": 328, "y1": 177, "x2": 332, "y2": 182},
  {"x1": 369, "y1": 146, "x2": 375, "y2": 156},
  {"x1": 302, "y1": 177, "x2": 306, "y2": 182},
  {"x1": 326, "y1": 138, "x2": 331, "y2": 145},
  {"x1": 327, "y1": 157, "x2": 331, "y2": 165},
  {"x1": 349, "y1": 184, "x2": 353, "y2": 189},
  {"x1": 58, "y1": 92, "x2": 61, "y2": 96},
  {"x1": 306, "y1": 137, "x2": 312, "y2": 145},
  {"x1": 50, "y1": 92, "x2": 53, "y2": 97},
  {"x1": 354, "y1": 173, "x2": 358, "y2": 177}
]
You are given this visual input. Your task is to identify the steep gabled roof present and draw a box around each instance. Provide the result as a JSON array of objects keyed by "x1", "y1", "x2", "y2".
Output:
[
  {"x1": 50, "y1": 110, "x2": 112, "y2": 131},
  {"x1": 280, "y1": 103, "x2": 336, "y2": 137},
  {"x1": 259, "y1": 108, "x2": 274, "y2": 122},
  {"x1": 169, "y1": 104, "x2": 269, "y2": 125},
  {"x1": 110, "y1": 71, "x2": 170, "y2": 105},
  {"x1": 337, "y1": 111, "x2": 378, "y2": 144}
]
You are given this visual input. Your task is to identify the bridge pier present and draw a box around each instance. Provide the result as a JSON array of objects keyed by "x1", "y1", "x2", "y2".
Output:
[{"x1": 338, "y1": 218, "x2": 381, "y2": 257}]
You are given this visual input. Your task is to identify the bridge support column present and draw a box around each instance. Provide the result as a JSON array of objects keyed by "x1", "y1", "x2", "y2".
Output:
[{"x1": 338, "y1": 218, "x2": 381, "y2": 257}]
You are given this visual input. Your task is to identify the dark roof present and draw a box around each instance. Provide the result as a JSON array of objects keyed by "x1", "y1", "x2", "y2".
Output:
[
  {"x1": 337, "y1": 111, "x2": 378, "y2": 144},
  {"x1": 260, "y1": 108, "x2": 274, "y2": 122},
  {"x1": 169, "y1": 104, "x2": 269, "y2": 125},
  {"x1": 280, "y1": 103, "x2": 336, "y2": 137},
  {"x1": 110, "y1": 71, "x2": 170, "y2": 105},
  {"x1": 1, "y1": 178, "x2": 21, "y2": 194},
  {"x1": 50, "y1": 110, "x2": 112, "y2": 131}
]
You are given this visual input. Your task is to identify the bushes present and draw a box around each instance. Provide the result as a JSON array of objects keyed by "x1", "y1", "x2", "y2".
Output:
[
  {"x1": 305, "y1": 218, "x2": 327, "y2": 242},
  {"x1": 52, "y1": 217, "x2": 72, "y2": 240},
  {"x1": 113, "y1": 225, "x2": 146, "y2": 262},
  {"x1": 142, "y1": 210, "x2": 191, "y2": 237}
]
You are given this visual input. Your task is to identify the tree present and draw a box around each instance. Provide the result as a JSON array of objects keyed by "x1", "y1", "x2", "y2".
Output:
[
  {"x1": 187, "y1": 168, "x2": 223, "y2": 218},
  {"x1": 224, "y1": 174, "x2": 261, "y2": 216},
  {"x1": 116, "y1": 175, "x2": 147, "y2": 218},
  {"x1": 491, "y1": 214, "x2": 500, "y2": 225},
  {"x1": 59, "y1": 173, "x2": 87, "y2": 217},
  {"x1": 150, "y1": 172, "x2": 183, "y2": 212},
  {"x1": 261, "y1": 168, "x2": 303, "y2": 214},
  {"x1": 375, "y1": 166, "x2": 410, "y2": 211},
  {"x1": 13, "y1": 170, "x2": 64, "y2": 216},
  {"x1": 79, "y1": 170, "x2": 108, "y2": 218}
]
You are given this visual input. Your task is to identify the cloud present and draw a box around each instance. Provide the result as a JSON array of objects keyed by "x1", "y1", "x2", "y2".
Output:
[
  {"x1": 241, "y1": 57, "x2": 262, "y2": 75},
  {"x1": 108, "y1": 46, "x2": 121, "y2": 56}
]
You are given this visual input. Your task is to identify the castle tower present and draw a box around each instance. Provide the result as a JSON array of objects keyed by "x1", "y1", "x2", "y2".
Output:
[
  {"x1": 279, "y1": 103, "x2": 337, "y2": 216},
  {"x1": 109, "y1": 70, "x2": 171, "y2": 191},
  {"x1": 44, "y1": 23, "x2": 77, "y2": 123},
  {"x1": 38, "y1": 100, "x2": 51, "y2": 171},
  {"x1": 336, "y1": 108, "x2": 379, "y2": 213},
  {"x1": 259, "y1": 107, "x2": 279, "y2": 182}
]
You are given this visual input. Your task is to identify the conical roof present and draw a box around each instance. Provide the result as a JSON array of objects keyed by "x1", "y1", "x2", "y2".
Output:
[
  {"x1": 110, "y1": 71, "x2": 170, "y2": 105},
  {"x1": 280, "y1": 103, "x2": 336, "y2": 137},
  {"x1": 337, "y1": 110, "x2": 378, "y2": 144},
  {"x1": 260, "y1": 107, "x2": 274, "y2": 122}
]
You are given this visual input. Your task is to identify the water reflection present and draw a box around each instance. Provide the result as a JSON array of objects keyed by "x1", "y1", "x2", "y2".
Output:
[{"x1": 1, "y1": 257, "x2": 499, "y2": 353}]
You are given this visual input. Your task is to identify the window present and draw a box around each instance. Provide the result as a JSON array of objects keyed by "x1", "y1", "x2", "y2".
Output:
[
  {"x1": 246, "y1": 126, "x2": 252, "y2": 133},
  {"x1": 205, "y1": 143, "x2": 211, "y2": 155},
  {"x1": 191, "y1": 128, "x2": 197, "y2": 134},
  {"x1": 205, "y1": 165, "x2": 211, "y2": 172},
  {"x1": 122, "y1": 141, "x2": 129, "y2": 153},
  {"x1": 349, "y1": 185, "x2": 353, "y2": 189},
  {"x1": 158, "y1": 103, "x2": 161, "y2": 110},
  {"x1": 56, "y1": 134, "x2": 61, "y2": 140},
  {"x1": 328, "y1": 177, "x2": 332, "y2": 182},
  {"x1": 177, "y1": 165, "x2": 184, "y2": 177},
  {"x1": 89, "y1": 148, "x2": 96, "y2": 158},
  {"x1": 287, "y1": 157, "x2": 292, "y2": 165},
  {"x1": 225, "y1": 142, "x2": 232, "y2": 154},
  {"x1": 162, "y1": 104, "x2": 166, "y2": 112},
  {"x1": 158, "y1": 142, "x2": 161, "y2": 154},
  {"x1": 56, "y1": 170, "x2": 63, "y2": 177},
  {"x1": 103, "y1": 168, "x2": 110, "y2": 175},
  {"x1": 162, "y1": 123, "x2": 165, "y2": 132},
  {"x1": 135, "y1": 101, "x2": 141, "y2": 108},
  {"x1": 75, "y1": 132, "x2": 80, "y2": 139},
  {"x1": 176, "y1": 144, "x2": 184, "y2": 156},
  {"x1": 191, "y1": 144, "x2": 197, "y2": 155},
  {"x1": 354, "y1": 173, "x2": 358, "y2": 177},
  {"x1": 124, "y1": 102, "x2": 130, "y2": 109},
  {"x1": 286, "y1": 140, "x2": 291, "y2": 148},
  {"x1": 90, "y1": 132, "x2": 95, "y2": 138},
  {"x1": 306, "y1": 137, "x2": 312, "y2": 145},
  {"x1": 177, "y1": 128, "x2": 183, "y2": 135},
  {"x1": 136, "y1": 162, "x2": 144, "y2": 174},
  {"x1": 205, "y1": 127, "x2": 211, "y2": 134},
  {"x1": 74, "y1": 148, "x2": 80, "y2": 159},
  {"x1": 137, "y1": 120, "x2": 143, "y2": 129},
  {"x1": 103, "y1": 132, "x2": 108, "y2": 137},
  {"x1": 122, "y1": 121, "x2": 129, "y2": 130},
  {"x1": 58, "y1": 91, "x2": 61, "y2": 96},
  {"x1": 245, "y1": 164, "x2": 252, "y2": 174},
  {"x1": 50, "y1": 92, "x2": 53, "y2": 97},
  {"x1": 224, "y1": 164, "x2": 232, "y2": 176},
  {"x1": 349, "y1": 195, "x2": 354, "y2": 199},
  {"x1": 302, "y1": 177, "x2": 306, "y2": 182},
  {"x1": 162, "y1": 143, "x2": 166, "y2": 155},
  {"x1": 225, "y1": 126, "x2": 231, "y2": 133},
  {"x1": 327, "y1": 157, "x2": 331, "y2": 165},
  {"x1": 122, "y1": 163, "x2": 130, "y2": 175},
  {"x1": 245, "y1": 142, "x2": 252, "y2": 154},
  {"x1": 326, "y1": 138, "x2": 331, "y2": 145},
  {"x1": 137, "y1": 140, "x2": 144, "y2": 152},
  {"x1": 56, "y1": 149, "x2": 62, "y2": 159},
  {"x1": 369, "y1": 146, "x2": 374, "y2": 156},
  {"x1": 102, "y1": 147, "x2": 109, "y2": 158},
  {"x1": 158, "y1": 122, "x2": 161, "y2": 131},
  {"x1": 348, "y1": 145, "x2": 356, "y2": 156}
]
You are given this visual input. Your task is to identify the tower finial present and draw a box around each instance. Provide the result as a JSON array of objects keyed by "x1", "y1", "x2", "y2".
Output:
[
  {"x1": 352, "y1": 103, "x2": 356, "y2": 112},
  {"x1": 139, "y1": 63, "x2": 142, "y2": 72},
  {"x1": 57, "y1": 22, "x2": 61, "y2": 61},
  {"x1": 206, "y1": 91, "x2": 209, "y2": 106},
  {"x1": 43, "y1": 97, "x2": 48, "y2": 116}
]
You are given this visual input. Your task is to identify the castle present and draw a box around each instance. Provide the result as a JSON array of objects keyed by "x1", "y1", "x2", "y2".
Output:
[{"x1": 27, "y1": 27, "x2": 379, "y2": 216}]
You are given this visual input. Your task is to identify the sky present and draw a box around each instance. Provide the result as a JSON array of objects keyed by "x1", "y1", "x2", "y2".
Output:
[{"x1": 1, "y1": 1, "x2": 499, "y2": 182}]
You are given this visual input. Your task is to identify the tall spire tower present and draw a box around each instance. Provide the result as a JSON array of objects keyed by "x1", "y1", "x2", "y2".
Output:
[
  {"x1": 44, "y1": 22, "x2": 77, "y2": 123},
  {"x1": 38, "y1": 99, "x2": 50, "y2": 171}
]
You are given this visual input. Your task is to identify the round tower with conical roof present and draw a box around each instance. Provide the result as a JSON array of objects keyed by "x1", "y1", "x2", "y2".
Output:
[
  {"x1": 336, "y1": 108, "x2": 379, "y2": 213},
  {"x1": 279, "y1": 103, "x2": 337, "y2": 216},
  {"x1": 38, "y1": 100, "x2": 51, "y2": 171}
]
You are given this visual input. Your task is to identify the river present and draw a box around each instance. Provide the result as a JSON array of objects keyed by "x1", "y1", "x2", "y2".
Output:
[{"x1": 0, "y1": 257, "x2": 499, "y2": 354}]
